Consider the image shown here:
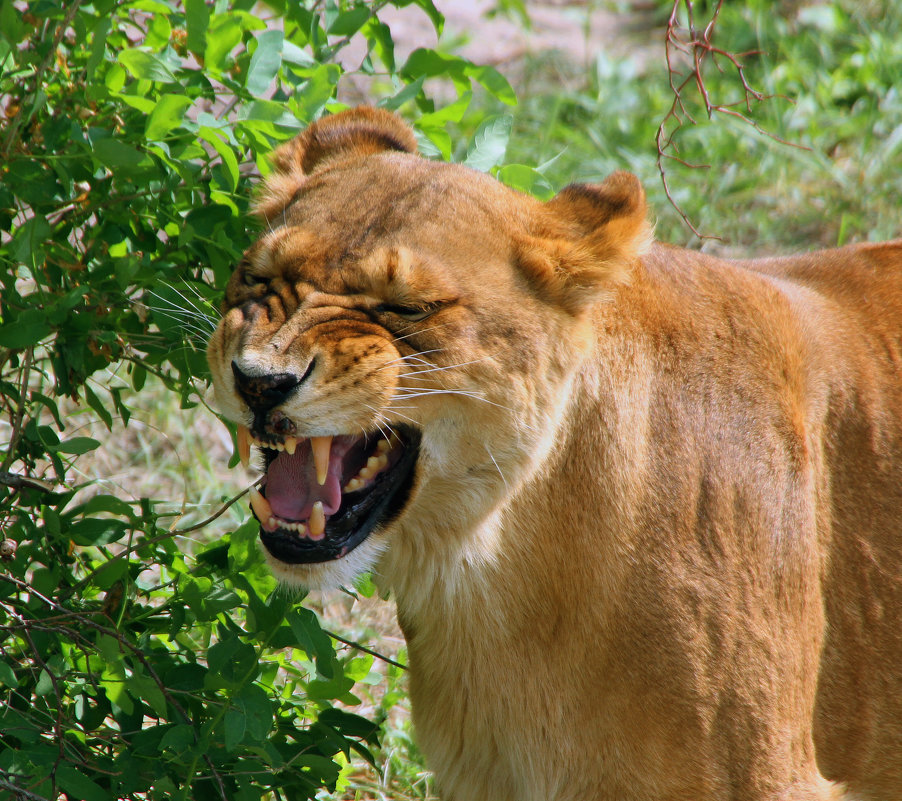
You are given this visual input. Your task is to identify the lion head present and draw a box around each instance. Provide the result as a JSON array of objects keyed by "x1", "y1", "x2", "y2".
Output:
[{"x1": 207, "y1": 106, "x2": 652, "y2": 591}]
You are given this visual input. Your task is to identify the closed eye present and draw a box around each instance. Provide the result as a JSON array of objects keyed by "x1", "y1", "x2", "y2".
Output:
[
  {"x1": 374, "y1": 303, "x2": 439, "y2": 322},
  {"x1": 243, "y1": 271, "x2": 267, "y2": 287}
]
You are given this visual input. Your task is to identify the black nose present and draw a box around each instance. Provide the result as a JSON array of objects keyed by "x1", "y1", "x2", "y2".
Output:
[{"x1": 231, "y1": 361, "x2": 302, "y2": 412}]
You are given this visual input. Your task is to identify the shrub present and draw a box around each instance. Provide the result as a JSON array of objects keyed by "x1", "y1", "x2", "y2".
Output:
[{"x1": 0, "y1": 1, "x2": 513, "y2": 798}]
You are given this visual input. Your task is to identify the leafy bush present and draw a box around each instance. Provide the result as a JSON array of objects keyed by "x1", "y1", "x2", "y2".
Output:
[{"x1": 0, "y1": 1, "x2": 514, "y2": 798}]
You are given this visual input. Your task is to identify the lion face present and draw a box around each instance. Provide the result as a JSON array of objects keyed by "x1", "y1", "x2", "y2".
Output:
[{"x1": 207, "y1": 108, "x2": 650, "y2": 589}]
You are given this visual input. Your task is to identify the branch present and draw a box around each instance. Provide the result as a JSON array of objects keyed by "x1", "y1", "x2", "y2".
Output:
[
  {"x1": 0, "y1": 472, "x2": 55, "y2": 493},
  {"x1": 655, "y1": 0, "x2": 806, "y2": 239},
  {"x1": 326, "y1": 628, "x2": 408, "y2": 671}
]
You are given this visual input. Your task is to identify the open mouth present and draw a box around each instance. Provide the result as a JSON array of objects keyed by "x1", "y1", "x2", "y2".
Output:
[{"x1": 237, "y1": 425, "x2": 420, "y2": 564}]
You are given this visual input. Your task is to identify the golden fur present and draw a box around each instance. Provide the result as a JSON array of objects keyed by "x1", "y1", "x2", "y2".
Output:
[{"x1": 207, "y1": 107, "x2": 902, "y2": 801}]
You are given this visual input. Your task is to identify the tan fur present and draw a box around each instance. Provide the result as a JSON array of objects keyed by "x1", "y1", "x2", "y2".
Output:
[{"x1": 207, "y1": 108, "x2": 902, "y2": 801}]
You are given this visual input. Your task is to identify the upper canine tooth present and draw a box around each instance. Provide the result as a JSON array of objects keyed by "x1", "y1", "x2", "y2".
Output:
[
  {"x1": 236, "y1": 425, "x2": 251, "y2": 469},
  {"x1": 284, "y1": 436, "x2": 297, "y2": 455},
  {"x1": 311, "y1": 436, "x2": 332, "y2": 486}
]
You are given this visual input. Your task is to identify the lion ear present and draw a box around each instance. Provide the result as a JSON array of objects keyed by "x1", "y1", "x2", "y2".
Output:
[
  {"x1": 254, "y1": 107, "x2": 418, "y2": 220},
  {"x1": 518, "y1": 172, "x2": 653, "y2": 314}
]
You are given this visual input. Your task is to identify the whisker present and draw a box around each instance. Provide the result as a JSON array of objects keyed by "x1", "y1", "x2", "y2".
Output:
[
  {"x1": 373, "y1": 405, "x2": 420, "y2": 428},
  {"x1": 392, "y1": 323, "x2": 452, "y2": 343},
  {"x1": 486, "y1": 446, "x2": 508, "y2": 491},
  {"x1": 397, "y1": 362, "x2": 488, "y2": 379},
  {"x1": 376, "y1": 349, "x2": 444, "y2": 371}
]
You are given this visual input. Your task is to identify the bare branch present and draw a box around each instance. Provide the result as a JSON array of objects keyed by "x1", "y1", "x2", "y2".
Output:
[{"x1": 656, "y1": 0, "x2": 807, "y2": 239}]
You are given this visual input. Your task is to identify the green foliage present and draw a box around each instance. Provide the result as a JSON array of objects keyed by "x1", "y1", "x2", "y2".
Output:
[
  {"x1": 0, "y1": 1, "x2": 515, "y2": 798},
  {"x1": 495, "y1": 0, "x2": 901, "y2": 247}
]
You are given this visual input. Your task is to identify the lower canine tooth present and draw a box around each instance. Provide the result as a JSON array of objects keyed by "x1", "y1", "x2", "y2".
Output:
[
  {"x1": 309, "y1": 501, "x2": 326, "y2": 539},
  {"x1": 249, "y1": 487, "x2": 273, "y2": 522}
]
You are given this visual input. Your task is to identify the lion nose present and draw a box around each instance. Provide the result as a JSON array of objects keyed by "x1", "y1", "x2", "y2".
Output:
[{"x1": 231, "y1": 361, "x2": 303, "y2": 412}]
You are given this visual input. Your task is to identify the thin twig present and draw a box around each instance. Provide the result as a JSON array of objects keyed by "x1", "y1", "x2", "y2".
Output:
[
  {"x1": 1, "y1": 348, "x2": 34, "y2": 473},
  {"x1": 326, "y1": 629, "x2": 408, "y2": 671}
]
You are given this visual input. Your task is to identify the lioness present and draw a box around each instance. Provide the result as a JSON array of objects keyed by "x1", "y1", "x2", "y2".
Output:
[{"x1": 207, "y1": 107, "x2": 902, "y2": 801}]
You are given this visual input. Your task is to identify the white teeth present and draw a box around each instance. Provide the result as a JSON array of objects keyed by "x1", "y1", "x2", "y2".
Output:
[
  {"x1": 311, "y1": 436, "x2": 332, "y2": 486},
  {"x1": 376, "y1": 438, "x2": 392, "y2": 454},
  {"x1": 236, "y1": 425, "x2": 251, "y2": 469},
  {"x1": 309, "y1": 501, "x2": 326, "y2": 540},
  {"x1": 343, "y1": 451, "x2": 390, "y2": 491}
]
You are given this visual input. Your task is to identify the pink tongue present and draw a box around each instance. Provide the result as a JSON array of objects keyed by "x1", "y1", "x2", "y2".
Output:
[{"x1": 264, "y1": 448, "x2": 342, "y2": 521}]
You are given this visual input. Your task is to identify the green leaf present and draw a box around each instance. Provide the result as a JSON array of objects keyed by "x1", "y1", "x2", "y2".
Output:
[
  {"x1": 69, "y1": 518, "x2": 128, "y2": 546},
  {"x1": 198, "y1": 127, "x2": 240, "y2": 192},
  {"x1": 57, "y1": 766, "x2": 112, "y2": 801},
  {"x1": 223, "y1": 686, "x2": 273, "y2": 751},
  {"x1": 207, "y1": 634, "x2": 258, "y2": 687},
  {"x1": 10, "y1": 215, "x2": 51, "y2": 270},
  {"x1": 288, "y1": 607, "x2": 335, "y2": 678},
  {"x1": 467, "y1": 64, "x2": 517, "y2": 106},
  {"x1": 224, "y1": 703, "x2": 246, "y2": 751},
  {"x1": 93, "y1": 138, "x2": 153, "y2": 172},
  {"x1": 118, "y1": 49, "x2": 177, "y2": 83},
  {"x1": 464, "y1": 115, "x2": 512, "y2": 172},
  {"x1": 497, "y1": 164, "x2": 555, "y2": 200},
  {"x1": 185, "y1": 0, "x2": 210, "y2": 56},
  {"x1": 0, "y1": 310, "x2": 52, "y2": 349},
  {"x1": 205, "y1": 14, "x2": 243, "y2": 74},
  {"x1": 291, "y1": 63, "x2": 341, "y2": 124},
  {"x1": 379, "y1": 75, "x2": 425, "y2": 111},
  {"x1": 35, "y1": 669, "x2": 54, "y2": 697},
  {"x1": 327, "y1": 5, "x2": 371, "y2": 36},
  {"x1": 127, "y1": 673, "x2": 168, "y2": 717},
  {"x1": 402, "y1": 47, "x2": 466, "y2": 87},
  {"x1": 363, "y1": 19, "x2": 395, "y2": 72},
  {"x1": 238, "y1": 100, "x2": 304, "y2": 134},
  {"x1": 0, "y1": 660, "x2": 18, "y2": 687},
  {"x1": 57, "y1": 437, "x2": 101, "y2": 455},
  {"x1": 145, "y1": 95, "x2": 193, "y2": 140},
  {"x1": 84, "y1": 384, "x2": 114, "y2": 430},
  {"x1": 246, "y1": 29, "x2": 283, "y2": 96},
  {"x1": 159, "y1": 723, "x2": 196, "y2": 752},
  {"x1": 282, "y1": 40, "x2": 315, "y2": 67}
]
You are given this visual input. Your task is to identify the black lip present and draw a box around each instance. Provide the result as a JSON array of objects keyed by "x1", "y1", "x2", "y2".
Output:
[{"x1": 257, "y1": 428, "x2": 420, "y2": 564}]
